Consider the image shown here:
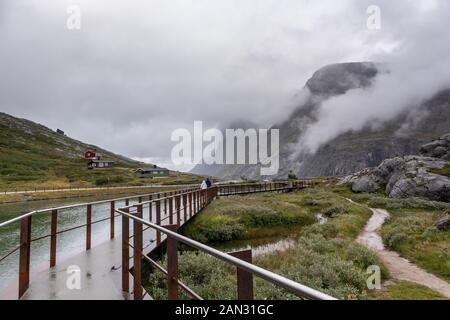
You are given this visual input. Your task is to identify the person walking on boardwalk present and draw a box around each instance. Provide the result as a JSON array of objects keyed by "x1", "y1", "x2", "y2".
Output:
[
  {"x1": 205, "y1": 177, "x2": 212, "y2": 188},
  {"x1": 200, "y1": 179, "x2": 207, "y2": 190}
]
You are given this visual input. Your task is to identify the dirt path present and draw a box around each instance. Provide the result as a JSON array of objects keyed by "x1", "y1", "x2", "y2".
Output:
[{"x1": 354, "y1": 204, "x2": 450, "y2": 298}]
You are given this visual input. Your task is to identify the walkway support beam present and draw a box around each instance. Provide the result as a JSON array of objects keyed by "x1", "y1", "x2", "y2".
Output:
[
  {"x1": 166, "y1": 225, "x2": 179, "y2": 300},
  {"x1": 50, "y1": 209, "x2": 57, "y2": 267},
  {"x1": 18, "y1": 215, "x2": 32, "y2": 299},
  {"x1": 230, "y1": 249, "x2": 254, "y2": 300}
]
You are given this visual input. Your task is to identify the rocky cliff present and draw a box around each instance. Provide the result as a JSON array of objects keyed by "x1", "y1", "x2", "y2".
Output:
[{"x1": 192, "y1": 62, "x2": 450, "y2": 180}]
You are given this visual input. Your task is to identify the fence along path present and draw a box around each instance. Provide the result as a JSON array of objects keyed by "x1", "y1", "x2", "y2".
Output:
[{"x1": 0, "y1": 180, "x2": 335, "y2": 300}]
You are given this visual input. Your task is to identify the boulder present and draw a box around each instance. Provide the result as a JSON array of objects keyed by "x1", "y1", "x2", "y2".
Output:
[
  {"x1": 420, "y1": 134, "x2": 450, "y2": 159},
  {"x1": 344, "y1": 155, "x2": 450, "y2": 202},
  {"x1": 435, "y1": 215, "x2": 450, "y2": 231},
  {"x1": 351, "y1": 175, "x2": 380, "y2": 193}
]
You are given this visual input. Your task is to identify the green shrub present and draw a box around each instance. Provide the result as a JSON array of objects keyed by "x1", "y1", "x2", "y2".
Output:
[
  {"x1": 145, "y1": 234, "x2": 383, "y2": 300},
  {"x1": 322, "y1": 205, "x2": 349, "y2": 217},
  {"x1": 187, "y1": 215, "x2": 246, "y2": 242},
  {"x1": 94, "y1": 176, "x2": 126, "y2": 186},
  {"x1": 358, "y1": 195, "x2": 448, "y2": 211}
]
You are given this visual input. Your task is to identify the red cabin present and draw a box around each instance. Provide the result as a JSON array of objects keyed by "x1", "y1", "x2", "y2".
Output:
[{"x1": 84, "y1": 150, "x2": 97, "y2": 159}]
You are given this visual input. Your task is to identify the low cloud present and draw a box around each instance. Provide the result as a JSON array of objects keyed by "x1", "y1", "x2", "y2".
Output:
[
  {"x1": 0, "y1": 0, "x2": 448, "y2": 170},
  {"x1": 294, "y1": 0, "x2": 450, "y2": 154}
]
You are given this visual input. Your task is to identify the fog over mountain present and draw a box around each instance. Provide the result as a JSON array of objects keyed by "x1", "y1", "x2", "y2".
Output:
[
  {"x1": 192, "y1": 62, "x2": 450, "y2": 179},
  {"x1": 0, "y1": 0, "x2": 449, "y2": 173}
]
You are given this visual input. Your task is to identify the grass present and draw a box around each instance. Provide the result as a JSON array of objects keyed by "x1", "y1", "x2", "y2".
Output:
[
  {"x1": 332, "y1": 184, "x2": 450, "y2": 282},
  {"x1": 382, "y1": 210, "x2": 450, "y2": 282},
  {"x1": 144, "y1": 185, "x2": 448, "y2": 300},
  {"x1": 182, "y1": 189, "x2": 371, "y2": 243},
  {"x1": 0, "y1": 113, "x2": 202, "y2": 190},
  {"x1": 145, "y1": 234, "x2": 386, "y2": 300},
  {"x1": 430, "y1": 164, "x2": 450, "y2": 178},
  {"x1": 369, "y1": 281, "x2": 448, "y2": 300},
  {"x1": 145, "y1": 188, "x2": 385, "y2": 300},
  {"x1": 0, "y1": 186, "x2": 175, "y2": 203}
]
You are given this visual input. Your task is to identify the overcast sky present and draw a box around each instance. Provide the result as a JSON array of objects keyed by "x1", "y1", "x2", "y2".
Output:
[{"x1": 0, "y1": 0, "x2": 448, "y2": 171}]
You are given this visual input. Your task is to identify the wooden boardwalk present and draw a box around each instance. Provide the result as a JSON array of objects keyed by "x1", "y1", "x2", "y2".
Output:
[{"x1": 0, "y1": 181, "x2": 311, "y2": 300}]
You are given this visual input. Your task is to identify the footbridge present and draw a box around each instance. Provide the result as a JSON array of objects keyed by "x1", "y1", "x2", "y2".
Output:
[{"x1": 0, "y1": 180, "x2": 336, "y2": 300}]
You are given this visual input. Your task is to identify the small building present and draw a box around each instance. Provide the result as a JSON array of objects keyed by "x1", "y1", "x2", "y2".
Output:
[
  {"x1": 88, "y1": 160, "x2": 115, "y2": 169},
  {"x1": 135, "y1": 167, "x2": 170, "y2": 178},
  {"x1": 84, "y1": 150, "x2": 97, "y2": 159},
  {"x1": 56, "y1": 129, "x2": 65, "y2": 135}
]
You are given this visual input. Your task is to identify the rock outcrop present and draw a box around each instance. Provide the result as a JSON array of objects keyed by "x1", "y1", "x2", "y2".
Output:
[
  {"x1": 420, "y1": 133, "x2": 450, "y2": 160},
  {"x1": 435, "y1": 215, "x2": 450, "y2": 231},
  {"x1": 343, "y1": 136, "x2": 450, "y2": 202}
]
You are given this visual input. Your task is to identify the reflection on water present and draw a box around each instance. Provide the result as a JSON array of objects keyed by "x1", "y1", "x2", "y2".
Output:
[
  {"x1": 252, "y1": 239, "x2": 297, "y2": 256},
  {"x1": 211, "y1": 236, "x2": 299, "y2": 258},
  {"x1": 204, "y1": 212, "x2": 333, "y2": 258},
  {"x1": 0, "y1": 194, "x2": 143, "y2": 292}
]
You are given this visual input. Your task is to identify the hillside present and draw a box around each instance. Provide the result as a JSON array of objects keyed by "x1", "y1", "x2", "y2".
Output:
[
  {"x1": 192, "y1": 62, "x2": 450, "y2": 179},
  {"x1": 0, "y1": 112, "x2": 150, "y2": 190}
]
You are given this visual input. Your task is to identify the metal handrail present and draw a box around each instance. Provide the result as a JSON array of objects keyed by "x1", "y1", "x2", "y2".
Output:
[
  {"x1": 117, "y1": 209, "x2": 336, "y2": 301},
  {"x1": 0, "y1": 187, "x2": 195, "y2": 228},
  {"x1": 142, "y1": 254, "x2": 203, "y2": 300},
  {"x1": 119, "y1": 188, "x2": 201, "y2": 210},
  {"x1": 116, "y1": 180, "x2": 307, "y2": 210}
]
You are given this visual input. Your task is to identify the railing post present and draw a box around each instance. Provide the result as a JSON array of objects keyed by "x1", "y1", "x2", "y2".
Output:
[
  {"x1": 110, "y1": 201, "x2": 115, "y2": 240},
  {"x1": 169, "y1": 194, "x2": 174, "y2": 225},
  {"x1": 18, "y1": 215, "x2": 32, "y2": 299},
  {"x1": 50, "y1": 209, "x2": 57, "y2": 267},
  {"x1": 149, "y1": 194, "x2": 153, "y2": 221},
  {"x1": 156, "y1": 200, "x2": 161, "y2": 245},
  {"x1": 122, "y1": 208, "x2": 130, "y2": 293},
  {"x1": 183, "y1": 194, "x2": 187, "y2": 222},
  {"x1": 165, "y1": 195, "x2": 168, "y2": 218},
  {"x1": 176, "y1": 195, "x2": 181, "y2": 228},
  {"x1": 196, "y1": 191, "x2": 199, "y2": 211},
  {"x1": 229, "y1": 249, "x2": 254, "y2": 300},
  {"x1": 203, "y1": 189, "x2": 206, "y2": 206},
  {"x1": 193, "y1": 191, "x2": 197, "y2": 213},
  {"x1": 133, "y1": 208, "x2": 143, "y2": 300},
  {"x1": 189, "y1": 192, "x2": 193, "y2": 218},
  {"x1": 86, "y1": 204, "x2": 92, "y2": 250},
  {"x1": 166, "y1": 225, "x2": 179, "y2": 300}
]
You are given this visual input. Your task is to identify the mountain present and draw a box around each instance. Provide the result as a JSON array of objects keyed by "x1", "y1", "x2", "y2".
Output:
[
  {"x1": 0, "y1": 112, "x2": 148, "y2": 189},
  {"x1": 192, "y1": 62, "x2": 450, "y2": 179}
]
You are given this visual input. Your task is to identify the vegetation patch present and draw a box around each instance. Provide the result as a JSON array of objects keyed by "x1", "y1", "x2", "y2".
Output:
[
  {"x1": 331, "y1": 185, "x2": 450, "y2": 283},
  {"x1": 144, "y1": 234, "x2": 385, "y2": 300},
  {"x1": 369, "y1": 281, "x2": 448, "y2": 300},
  {"x1": 183, "y1": 189, "x2": 371, "y2": 243},
  {"x1": 145, "y1": 188, "x2": 382, "y2": 300},
  {"x1": 382, "y1": 210, "x2": 450, "y2": 281},
  {"x1": 430, "y1": 164, "x2": 450, "y2": 178}
]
